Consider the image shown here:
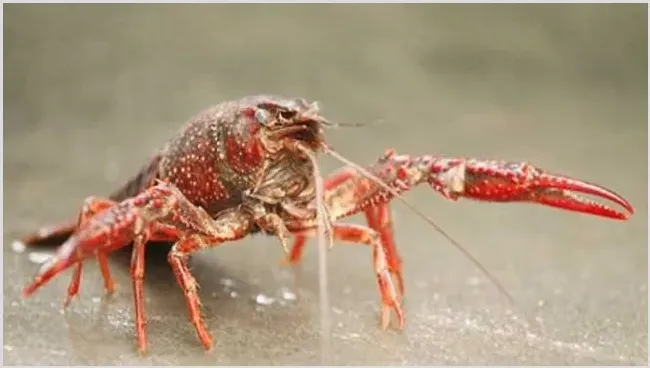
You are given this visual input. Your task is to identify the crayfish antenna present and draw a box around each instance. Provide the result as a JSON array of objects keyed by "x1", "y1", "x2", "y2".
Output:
[
  {"x1": 322, "y1": 145, "x2": 515, "y2": 305},
  {"x1": 295, "y1": 143, "x2": 332, "y2": 361},
  {"x1": 321, "y1": 117, "x2": 385, "y2": 129}
]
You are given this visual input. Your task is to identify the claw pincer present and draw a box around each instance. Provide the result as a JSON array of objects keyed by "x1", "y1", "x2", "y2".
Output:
[
  {"x1": 428, "y1": 159, "x2": 634, "y2": 220},
  {"x1": 22, "y1": 198, "x2": 140, "y2": 298},
  {"x1": 22, "y1": 185, "x2": 177, "y2": 299}
]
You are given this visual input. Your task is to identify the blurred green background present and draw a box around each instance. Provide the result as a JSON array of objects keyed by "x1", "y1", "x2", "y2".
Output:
[{"x1": 4, "y1": 4, "x2": 647, "y2": 366}]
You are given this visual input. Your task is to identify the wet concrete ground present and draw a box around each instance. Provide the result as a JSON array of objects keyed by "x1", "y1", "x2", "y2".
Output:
[{"x1": 3, "y1": 4, "x2": 647, "y2": 366}]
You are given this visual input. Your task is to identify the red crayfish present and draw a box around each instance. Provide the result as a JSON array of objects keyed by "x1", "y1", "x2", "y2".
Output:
[{"x1": 18, "y1": 95, "x2": 634, "y2": 353}]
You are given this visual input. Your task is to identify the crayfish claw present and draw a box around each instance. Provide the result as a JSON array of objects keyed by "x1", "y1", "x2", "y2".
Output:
[
  {"x1": 434, "y1": 159, "x2": 635, "y2": 221},
  {"x1": 524, "y1": 171, "x2": 634, "y2": 220}
]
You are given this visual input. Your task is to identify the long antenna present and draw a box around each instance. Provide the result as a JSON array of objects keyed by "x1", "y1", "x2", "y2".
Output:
[{"x1": 297, "y1": 144, "x2": 332, "y2": 363}]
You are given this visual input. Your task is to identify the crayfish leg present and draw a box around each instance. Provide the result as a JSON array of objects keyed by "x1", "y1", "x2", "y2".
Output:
[
  {"x1": 63, "y1": 263, "x2": 83, "y2": 308},
  {"x1": 128, "y1": 225, "x2": 179, "y2": 354},
  {"x1": 285, "y1": 203, "x2": 405, "y2": 298},
  {"x1": 167, "y1": 236, "x2": 214, "y2": 351},
  {"x1": 285, "y1": 235, "x2": 308, "y2": 265},
  {"x1": 365, "y1": 204, "x2": 404, "y2": 298},
  {"x1": 59, "y1": 196, "x2": 117, "y2": 307},
  {"x1": 97, "y1": 252, "x2": 115, "y2": 294},
  {"x1": 332, "y1": 223, "x2": 404, "y2": 330},
  {"x1": 62, "y1": 253, "x2": 114, "y2": 311},
  {"x1": 296, "y1": 223, "x2": 404, "y2": 330},
  {"x1": 131, "y1": 234, "x2": 148, "y2": 354},
  {"x1": 165, "y1": 209, "x2": 253, "y2": 351}
]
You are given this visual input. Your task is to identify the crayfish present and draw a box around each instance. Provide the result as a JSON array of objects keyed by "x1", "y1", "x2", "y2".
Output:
[{"x1": 18, "y1": 95, "x2": 634, "y2": 353}]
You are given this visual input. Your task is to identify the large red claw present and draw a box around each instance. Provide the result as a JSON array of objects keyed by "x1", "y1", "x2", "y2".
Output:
[
  {"x1": 22, "y1": 240, "x2": 78, "y2": 298},
  {"x1": 444, "y1": 160, "x2": 635, "y2": 220},
  {"x1": 523, "y1": 170, "x2": 634, "y2": 220}
]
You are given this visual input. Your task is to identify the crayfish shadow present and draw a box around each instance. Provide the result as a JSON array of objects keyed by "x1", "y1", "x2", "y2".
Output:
[
  {"x1": 112, "y1": 241, "x2": 179, "y2": 280},
  {"x1": 114, "y1": 240, "x2": 175, "y2": 262},
  {"x1": 110, "y1": 241, "x2": 253, "y2": 294}
]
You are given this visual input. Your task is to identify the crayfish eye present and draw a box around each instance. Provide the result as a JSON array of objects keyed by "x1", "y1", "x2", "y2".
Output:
[{"x1": 279, "y1": 110, "x2": 297, "y2": 121}]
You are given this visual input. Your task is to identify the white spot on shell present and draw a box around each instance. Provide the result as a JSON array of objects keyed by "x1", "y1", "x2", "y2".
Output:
[
  {"x1": 28, "y1": 252, "x2": 54, "y2": 265},
  {"x1": 4, "y1": 345, "x2": 13, "y2": 351},
  {"x1": 11, "y1": 241, "x2": 26, "y2": 253},
  {"x1": 439, "y1": 161, "x2": 466, "y2": 194},
  {"x1": 230, "y1": 291, "x2": 238, "y2": 298}
]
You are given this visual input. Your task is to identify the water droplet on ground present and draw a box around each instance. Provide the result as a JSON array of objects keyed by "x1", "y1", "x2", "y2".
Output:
[
  {"x1": 280, "y1": 288, "x2": 296, "y2": 301},
  {"x1": 28, "y1": 252, "x2": 53, "y2": 265},
  {"x1": 11, "y1": 241, "x2": 26, "y2": 254},
  {"x1": 254, "y1": 293, "x2": 275, "y2": 306},
  {"x1": 341, "y1": 332, "x2": 361, "y2": 340}
]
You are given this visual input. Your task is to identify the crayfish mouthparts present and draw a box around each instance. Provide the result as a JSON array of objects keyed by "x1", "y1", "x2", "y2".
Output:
[{"x1": 293, "y1": 121, "x2": 324, "y2": 146}]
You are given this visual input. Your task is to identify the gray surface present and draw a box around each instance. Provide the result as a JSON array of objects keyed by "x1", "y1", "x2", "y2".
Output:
[{"x1": 3, "y1": 4, "x2": 647, "y2": 366}]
